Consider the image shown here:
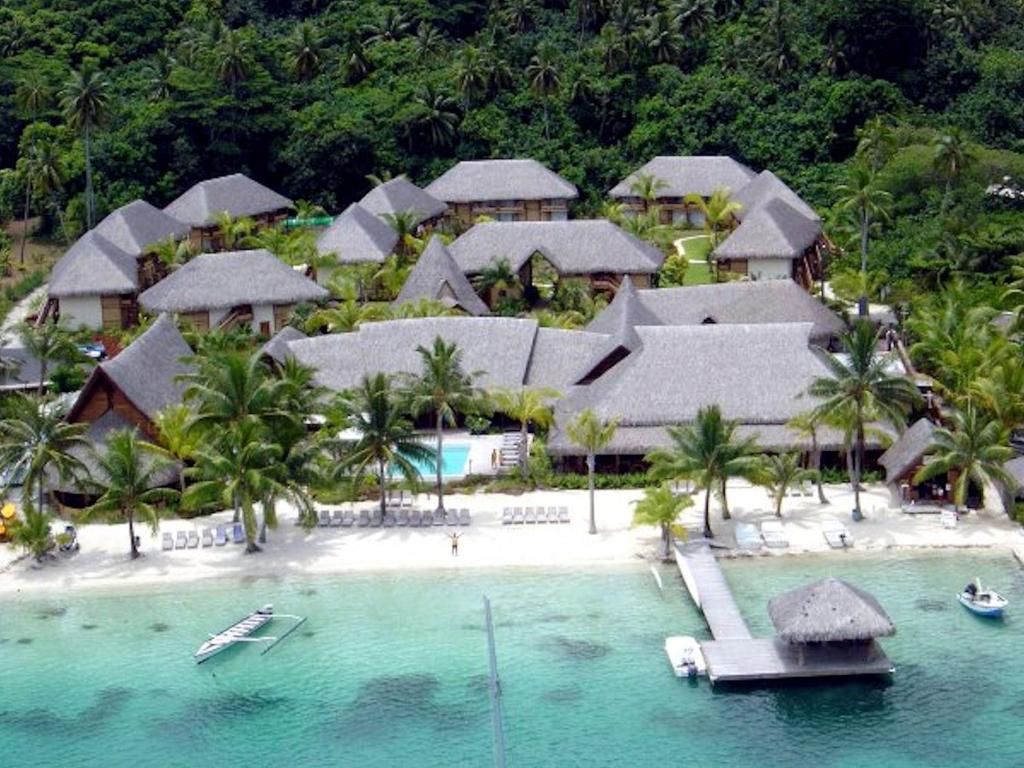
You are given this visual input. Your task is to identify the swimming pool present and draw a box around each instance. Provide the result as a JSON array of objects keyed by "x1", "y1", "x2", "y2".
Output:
[{"x1": 390, "y1": 442, "x2": 470, "y2": 478}]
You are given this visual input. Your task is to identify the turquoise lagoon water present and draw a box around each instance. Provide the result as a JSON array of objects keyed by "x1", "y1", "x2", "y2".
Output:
[
  {"x1": 391, "y1": 442, "x2": 470, "y2": 478},
  {"x1": 3, "y1": 552, "x2": 1024, "y2": 767}
]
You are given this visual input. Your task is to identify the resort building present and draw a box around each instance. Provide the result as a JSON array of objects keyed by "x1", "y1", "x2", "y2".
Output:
[
  {"x1": 447, "y1": 220, "x2": 664, "y2": 302},
  {"x1": 587, "y1": 277, "x2": 847, "y2": 347},
  {"x1": 260, "y1": 326, "x2": 308, "y2": 367},
  {"x1": 393, "y1": 237, "x2": 489, "y2": 316},
  {"x1": 878, "y1": 418, "x2": 949, "y2": 507},
  {"x1": 424, "y1": 159, "x2": 578, "y2": 226},
  {"x1": 137, "y1": 249, "x2": 327, "y2": 335},
  {"x1": 314, "y1": 203, "x2": 399, "y2": 282},
  {"x1": 43, "y1": 200, "x2": 190, "y2": 330},
  {"x1": 358, "y1": 176, "x2": 448, "y2": 229},
  {"x1": 608, "y1": 155, "x2": 756, "y2": 225},
  {"x1": 163, "y1": 173, "x2": 293, "y2": 251}
]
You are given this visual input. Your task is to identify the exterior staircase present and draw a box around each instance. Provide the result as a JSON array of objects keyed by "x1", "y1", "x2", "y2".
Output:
[{"x1": 499, "y1": 432, "x2": 523, "y2": 470}]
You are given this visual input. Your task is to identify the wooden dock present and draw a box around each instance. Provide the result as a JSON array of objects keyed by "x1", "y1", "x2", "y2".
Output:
[{"x1": 674, "y1": 542, "x2": 894, "y2": 685}]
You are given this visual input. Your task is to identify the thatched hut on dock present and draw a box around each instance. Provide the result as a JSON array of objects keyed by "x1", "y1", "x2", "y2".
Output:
[{"x1": 768, "y1": 577, "x2": 895, "y2": 644}]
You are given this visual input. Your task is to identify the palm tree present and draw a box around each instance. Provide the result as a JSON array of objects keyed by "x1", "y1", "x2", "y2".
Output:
[
  {"x1": 855, "y1": 115, "x2": 896, "y2": 172},
  {"x1": 381, "y1": 211, "x2": 420, "y2": 259},
  {"x1": 526, "y1": 41, "x2": 560, "y2": 138},
  {"x1": 24, "y1": 136, "x2": 65, "y2": 241},
  {"x1": 0, "y1": 393, "x2": 89, "y2": 516},
  {"x1": 154, "y1": 404, "x2": 201, "y2": 491},
  {"x1": 502, "y1": 0, "x2": 537, "y2": 32},
  {"x1": 473, "y1": 257, "x2": 520, "y2": 304},
  {"x1": 630, "y1": 173, "x2": 667, "y2": 211},
  {"x1": 835, "y1": 165, "x2": 892, "y2": 316},
  {"x1": 631, "y1": 484, "x2": 692, "y2": 558},
  {"x1": 409, "y1": 84, "x2": 459, "y2": 149},
  {"x1": 333, "y1": 373, "x2": 436, "y2": 519},
  {"x1": 646, "y1": 405, "x2": 761, "y2": 539},
  {"x1": 212, "y1": 212, "x2": 255, "y2": 250},
  {"x1": 454, "y1": 45, "x2": 488, "y2": 106},
  {"x1": 345, "y1": 40, "x2": 371, "y2": 81},
  {"x1": 684, "y1": 188, "x2": 741, "y2": 247},
  {"x1": 17, "y1": 320, "x2": 77, "y2": 396},
  {"x1": 60, "y1": 62, "x2": 110, "y2": 228},
  {"x1": 147, "y1": 235, "x2": 195, "y2": 271},
  {"x1": 787, "y1": 411, "x2": 830, "y2": 503},
  {"x1": 415, "y1": 23, "x2": 445, "y2": 60},
  {"x1": 142, "y1": 50, "x2": 175, "y2": 101},
  {"x1": 491, "y1": 387, "x2": 561, "y2": 471},
  {"x1": 364, "y1": 6, "x2": 411, "y2": 45},
  {"x1": 11, "y1": 507, "x2": 56, "y2": 563},
  {"x1": 82, "y1": 430, "x2": 179, "y2": 559},
  {"x1": 646, "y1": 11, "x2": 683, "y2": 64},
  {"x1": 566, "y1": 408, "x2": 619, "y2": 534},
  {"x1": 14, "y1": 71, "x2": 51, "y2": 264},
  {"x1": 288, "y1": 21, "x2": 323, "y2": 81},
  {"x1": 185, "y1": 420, "x2": 280, "y2": 553},
  {"x1": 933, "y1": 127, "x2": 975, "y2": 213},
  {"x1": 757, "y1": 452, "x2": 818, "y2": 517},
  {"x1": 401, "y1": 337, "x2": 482, "y2": 514},
  {"x1": 809, "y1": 321, "x2": 921, "y2": 516},
  {"x1": 305, "y1": 299, "x2": 391, "y2": 333},
  {"x1": 913, "y1": 407, "x2": 1015, "y2": 513},
  {"x1": 214, "y1": 27, "x2": 252, "y2": 94}
]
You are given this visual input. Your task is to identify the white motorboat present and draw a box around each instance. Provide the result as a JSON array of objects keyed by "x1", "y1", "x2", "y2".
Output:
[
  {"x1": 957, "y1": 580, "x2": 1008, "y2": 618},
  {"x1": 664, "y1": 636, "x2": 706, "y2": 678},
  {"x1": 194, "y1": 604, "x2": 307, "y2": 663}
]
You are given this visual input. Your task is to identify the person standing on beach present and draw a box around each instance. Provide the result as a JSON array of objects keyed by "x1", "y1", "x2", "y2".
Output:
[{"x1": 449, "y1": 531, "x2": 460, "y2": 556}]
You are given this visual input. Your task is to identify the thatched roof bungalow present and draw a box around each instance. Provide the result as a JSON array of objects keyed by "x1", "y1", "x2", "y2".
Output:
[
  {"x1": 425, "y1": 159, "x2": 578, "y2": 226},
  {"x1": 358, "y1": 177, "x2": 448, "y2": 228},
  {"x1": 315, "y1": 202, "x2": 399, "y2": 272},
  {"x1": 393, "y1": 237, "x2": 488, "y2": 316},
  {"x1": 48, "y1": 231, "x2": 139, "y2": 330},
  {"x1": 878, "y1": 418, "x2": 945, "y2": 506},
  {"x1": 93, "y1": 200, "x2": 189, "y2": 256},
  {"x1": 138, "y1": 249, "x2": 327, "y2": 335},
  {"x1": 768, "y1": 577, "x2": 895, "y2": 643}
]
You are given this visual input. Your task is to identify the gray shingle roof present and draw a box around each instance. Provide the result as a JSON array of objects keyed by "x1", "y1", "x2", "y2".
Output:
[
  {"x1": 732, "y1": 170, "x2": 819, "y2": 222},
  {"x1": 548, "y1": 323, "x2": 831, "y2": 453},
  {"x1": 608, "y1": 156, "x2": 756, "y2": 198},
  {"x1": 315, "y1": 203, "x2": 398, "y2": 264},
  {"x1": 93, "y1": 199, "x2": 189, "y2": 255},
  {"x1": 358, "y1": 177, "x2": 448, "y2": 226},
  {"x1": 163, "y1": 173, "x2": 293, "y2": 227},
  {"x1": 448, "y1": 220, "x2": 664, "y2": 275},
  {"x1": 138, "y1": 250, "x2": 328, "y2": 313},
  {"x1": 393, "y1": 237, "x2": 489, "y2": 315},
  {"x1": 260, "y1": 325, "x2": 307, "y2": 364},
  {"x1": 587, "y1": 279, "x2": 845, "y2": 344},
  {"x1": 424, "y1": 159, "x2": 578, "y2": 203},
  {"x1": 288, "y1": 317, "x2": 541, "y2": 392},
  {"x1": 95, "y1": 313, "x2": 193, "y2": 422},
  {"x1": 878, "y1": 418, "x2": 936, "y2": 482},
  {"x1": 712, "y1": 198, "x2": 822, "y2": 261},
  {"x1": 49, "y1": 231, "x2": 138, "y2": 298}
]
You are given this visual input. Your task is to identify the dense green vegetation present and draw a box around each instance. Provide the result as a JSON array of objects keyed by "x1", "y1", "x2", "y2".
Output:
[{"x1": 2, "y1": 0, "x2": 1024, "y2": 298}]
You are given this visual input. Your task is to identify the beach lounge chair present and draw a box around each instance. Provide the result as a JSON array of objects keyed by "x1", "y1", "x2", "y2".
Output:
[
  {"x1": 446, "y1": 508, "x2": 460, "y2": 525},
  {"x1": 341, "y1": 510, "x2": 355, "y2": 527},
  {"x1": 525, "y1": 507, "x2": 537, "y2": 524},
  {"x1": 502, "y1": 507, "x2": 514, "y2": 525},
  {"x1": 558, "y1": 506, "x2": 570, "y2": 524},
  {"x1": 396, "y1": 509, "x2": 409, "y2": 526},
  {"x1": 330, "y1": 510, "x2": 344, "y2": 527},
  {"x1": 941, "y1": 509, "x2": 958, "y2": 529},
  {"x1": 512, "y1": 507, "x2": 525, "y2": 524},
  {"x1": 231, "y1": 522, "x2": 244, "y2": 544},
  {"x1": 536, "y1": 506, "x2": 548, "y2": 524},
  {"x1": 400, "y1": 492, "x2": 412, "y2": 509},
  {"x1": 214, "y1": 525, "x2": 228, "y2": 546},
  {"x1": 407, "y1": 509, "x2": 421, "y2": 527},
  {"x1": 317, "y1": 510, "x2": 331, "y2": 527},
  {"x1": 162, "y1": 532, "x2": 174, "y2": 551},
  {"x1": 760, "y1": 520, "x2": 789, "y2": 548},
  {"x1": 201, "y1": 528, "x2": 214, "y2": 547},
  {"x1": 175, "y1": 531, "x2": 188, "y2": 550},
  {"x1": 357, "y1": 509, "x2": 370, "y2": 527},
  {"x1": 384, "y1": 512, "x2": 397, "y2": 527},
  {"x1": 186, "y1": 530, "x2": 200, "y2": 549},
  {"x1": 822, "y1": 519, "x2": 852, "y2": 549},
  {"x1": 459, "y1": 509, "x2": 471, "y2": 526},
  {"x1": 432, "y1": 509, "x2": 446, "y2": 526},
  {"x1": 547, "y1": 506, "x2": 559, "y2": 524},
  {"x1": 370, "y1": 510, "x2": 383, "y2": 527},
  {"x1": 735, "y1": 522, "x2": 763, "y2": 551}
]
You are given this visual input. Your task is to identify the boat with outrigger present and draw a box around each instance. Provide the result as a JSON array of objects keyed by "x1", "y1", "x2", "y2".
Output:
[
  {"x1": 194, "y1": 604, "x2": 307, "y2": 663},
  {"x1": 957, "y1": 579, "x2": 1008, "y2": 618}
]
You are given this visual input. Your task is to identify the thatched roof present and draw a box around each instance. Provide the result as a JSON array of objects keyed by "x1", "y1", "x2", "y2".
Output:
[
  {"x1": 768, "y1": 577, "x2": 895, "y2": 643},
  {"x1": 315, "y1": 203, "x2": 398, "y2": 263},
  {"x1": 49, "y1": 231, "x2": 138, "y2": 298},
  {"x1": 0, "y1": 347, "x2": 44, "y2": 392},
  {"x1": 260, "y1": 325, "x2": 307, "y2": 364},
  {"x1": 93, "y1": 199, "x2": 189, "y2": 255},
  {"x1": 1004, "y1": 456, "x2": 1024, "y2": 487},
  {"x1": 713, "y1": 198, "x2": 822, "y2": 261},
  {"x1": 448, "y1": 220, "x2": 664, "y2": 275},
  {"x1": 424, "y1": 159, "x2": 578, "y2": 203},
  {"x1": 91, "y1": 313, "x2": 193, "y2": 422},
  {"x1": 609, "y1": 156, "x2": 756, "y2": 198},
  {"x1": 288, "y1": 316, "x2": 551, "y2": 392},
  {"x1": 878, "y1": 418, "x2": 936, "y2": 482},
  {"x1": 163, "y1": 173, "x2": 293, "y2": 227},
  {"x1": 732, "y1": 170, "x2": 819, "y2": 222},
  {"x1": 588, "y1": 279, "x2": 845, "y2": 344},
  {"x1": 393, "y1": 237, "x2": 488, "y2": 315},
  {"x1": 138, "y1": 250, "x2": 328, "y2": 313},
  {"x1": 525, "y1": 327, "x2": 611, "y2": 391},
  {"x1": 359, "y1": 177, "x2": 447, "y2": 226}
]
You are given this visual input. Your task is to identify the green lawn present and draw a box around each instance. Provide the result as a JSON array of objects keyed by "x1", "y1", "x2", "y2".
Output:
[{"x1": 674, "y1": 234, "x2": 714, "y2": 285}]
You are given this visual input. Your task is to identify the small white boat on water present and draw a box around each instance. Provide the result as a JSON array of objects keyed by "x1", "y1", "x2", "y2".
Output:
[
  {"x1": 664, "y1": 636, "x2": 706, "y2": 678},
  {"x1": 194, "y1": 604, "x2": 306, "y2": 663},
  {"x1": 957, "y1": 580, "x2": 1008, "y2": 618}
]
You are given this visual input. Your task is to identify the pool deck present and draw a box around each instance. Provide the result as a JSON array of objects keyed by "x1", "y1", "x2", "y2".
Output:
[{"x1": 674, "y1": 542, "x2": 895, "y2": 685}]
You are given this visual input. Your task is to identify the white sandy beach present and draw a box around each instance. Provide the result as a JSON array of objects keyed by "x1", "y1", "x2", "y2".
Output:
[{"x1": 1, "y1": 482, "x2": 1022, "y2": 595}]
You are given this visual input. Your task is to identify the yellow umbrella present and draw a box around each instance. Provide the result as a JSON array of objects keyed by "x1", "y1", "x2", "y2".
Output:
[{"x1": 1, "y1": 503, "x2": 15, "y2": 520}]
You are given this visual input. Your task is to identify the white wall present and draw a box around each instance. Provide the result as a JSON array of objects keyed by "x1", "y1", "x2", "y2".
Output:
[
  {"x1": 208, "y1": 307, "x2": 229, "y2": 328},
  {"x1": 252, "y1": 304, "x2": 275, "y2": 332},
  {"x1": 58, "y1": 296, "x2": 103, "y2": 330},
  {"x1": 748, "y1": 259, "x2": 793, "y2": 281}
]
